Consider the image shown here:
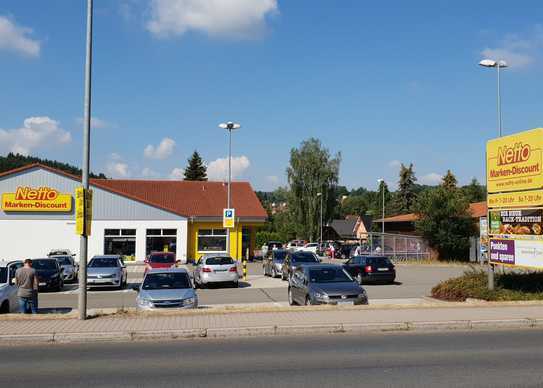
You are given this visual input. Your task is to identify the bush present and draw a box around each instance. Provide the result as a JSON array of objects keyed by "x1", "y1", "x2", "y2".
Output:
[
  {"x1": 431, "y1": 268, "x2": 543, "y2": 301},
  {"x1": 256, "y1": 231, "x2": 282, "y2": 248}
]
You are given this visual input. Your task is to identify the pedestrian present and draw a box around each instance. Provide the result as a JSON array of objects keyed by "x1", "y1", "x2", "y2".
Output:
[
  {"x1": 15, "y1": 259, "x2": 38, "y2": 314},
  {"x1": 330, "y1": 244, "x2": 336, "y2": 259},
  {"x1": 354, "y1": 245, "x2": 362, "y2": 256}
]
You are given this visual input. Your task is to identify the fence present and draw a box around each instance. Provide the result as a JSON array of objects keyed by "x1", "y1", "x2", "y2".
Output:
[{"x1": 355, "y1": 232, "x2": 432, "y2": 261}]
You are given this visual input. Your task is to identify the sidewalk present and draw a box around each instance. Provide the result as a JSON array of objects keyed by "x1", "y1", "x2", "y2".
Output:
[{"x1": 2, "y1": 302, "x2": 543, "y2": 344}]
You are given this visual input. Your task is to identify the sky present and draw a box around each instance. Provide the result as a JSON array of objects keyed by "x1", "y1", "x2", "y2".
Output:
[{"x1": 0, "y1": 0, "x2": 542, "y2": 192}]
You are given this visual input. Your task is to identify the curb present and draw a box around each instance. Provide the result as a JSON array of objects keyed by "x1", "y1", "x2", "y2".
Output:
[{"x1": 1, "y1": 318, "x2": 542, "y2": 344}]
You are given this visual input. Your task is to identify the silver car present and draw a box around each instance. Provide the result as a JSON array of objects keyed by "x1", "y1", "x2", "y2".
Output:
[
  {"x1": 263, "y1": 249, "x2": 287, "y2": 278},
  {"x1": 52, "y1": 255, "x2": 78, "y2": 283},
  {"x1": 134, "y1": 268, "x2": 197, "y2": 310},
  {"x1": 87, "y1": 255, "x2": 127, "y2": 289},
  {"x1": 193, "y1": 255, "x2": 239, "y2": 288},
  {"x1": 0, "y1": 260, "x2": 23, "y2": 313}
]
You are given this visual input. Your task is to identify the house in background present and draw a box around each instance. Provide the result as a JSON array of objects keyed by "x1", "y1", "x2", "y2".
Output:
[{"x1": 323, "y1": 215, "x2": 373, "y2": 241}]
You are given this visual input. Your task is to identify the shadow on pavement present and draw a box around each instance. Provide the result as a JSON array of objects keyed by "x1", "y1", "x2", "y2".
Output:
[{"x1": 38, "y1": 307, "x2": 73, "y2": 314}]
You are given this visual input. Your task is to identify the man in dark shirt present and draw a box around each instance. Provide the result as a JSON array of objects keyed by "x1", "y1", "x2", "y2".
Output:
[{"x1": 15, "y1": 259, "x2": 38, "y2": 314}]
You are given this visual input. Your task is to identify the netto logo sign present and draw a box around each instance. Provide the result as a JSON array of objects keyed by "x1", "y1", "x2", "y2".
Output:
[
  {"x1": 15, "y1": 187, "x2": 59, "y2": 201},
  {"x1": 2, "y1": 186, "x2": 72, "y2": 212},
  {"x1": 498, "y1": 143, "x2": 531, "y2": 166}
]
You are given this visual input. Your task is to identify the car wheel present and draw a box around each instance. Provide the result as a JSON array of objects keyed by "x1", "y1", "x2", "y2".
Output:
[
  {"x1": 232, "y1": 281, "x2": 239, "y2": 288},
  {"x1": 288, "y1": 288, "x2": 296, "y2": 306},
  {"x1": 0, "y1": 301, "x2": 9, "y2": 314},
  {"x1": 272, "y1": 267, "x2": 277, "y2": 278},
  {"x1": 304, "y1": 296, "x2": 311, "y2": 306}
]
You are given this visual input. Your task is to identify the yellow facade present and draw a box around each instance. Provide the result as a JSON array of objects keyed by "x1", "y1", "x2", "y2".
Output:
[{"x1": 188, "y1": 221, "x2": 259, "y2": 262}]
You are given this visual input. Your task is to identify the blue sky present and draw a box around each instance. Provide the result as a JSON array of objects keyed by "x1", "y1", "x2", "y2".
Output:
[{"x1": 0, "y1": 0, "x2": 542, "y2": 191}]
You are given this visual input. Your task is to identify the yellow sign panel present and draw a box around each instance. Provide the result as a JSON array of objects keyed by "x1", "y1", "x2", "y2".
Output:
[
  {"x1": 1, "y1": 187, "x2": 72, "y2": 212},
  {"x1": 486, "y1": 128, "x2": 543, "y2": 193},
  {"x1": 488, "y1": 190, "x2": 543, "y2": 208},
  {"x1": 75, "y1": 187, "x2": 93, "y2": 236}
]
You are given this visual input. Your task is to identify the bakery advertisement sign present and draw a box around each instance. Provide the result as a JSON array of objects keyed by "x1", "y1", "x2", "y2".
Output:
[
  {"x1": 490, "y1": 238, "x2": 543, "y2": 269},
  {"x1": 489, "y1": 208, "x2": 543, "y2": 238}
]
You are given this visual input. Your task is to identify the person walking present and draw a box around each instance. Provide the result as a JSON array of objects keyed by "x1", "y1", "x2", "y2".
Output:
[{"x1": 15, "y1": 259, "x2": 39, "y2": 314}]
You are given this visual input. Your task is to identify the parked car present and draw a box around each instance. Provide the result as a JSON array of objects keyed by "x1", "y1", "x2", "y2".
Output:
[
  {"x1": 87, "y1": 255, "x2": 127, "y2": 289},
  {"x1": 263, "y1": 249, "x2": 288, "y2": 278},
  {"x1": 343, "y1": 256, "x2": 396, "y2": 284},
  {"x1": 52, "y1": 255, "x2": 78, "y2": 283},
  {"x1": 47, "y1": 249, "x2": 75, "y2": 257},
  {"x1": 0, "y1": 260, "x2": 23, "y2": 313},
  {"x1": 299, "y1": 242, "x2": 320, "y2": 254},
  {"x1": 288, "y1": 264, "x2": 368, "y2": 306},
  {"x1": 286, "y1": 240, "x2": 305, "y2": 251},
  {"x1": 134, "y1": 268, "x2": 197, "y2": 310},
  {"x1": 261, "y1": 241, "x2": 284, "y2": 259},
  {"x1": 33, "y1": 258, "x2": 64, "y2": 291},
  {"x1": 193, "y1": 254, "x2": 239, "y2": 288},
  {"x1": 144, "y1": 252, "x2": 178, "y2": 274},
  {"x1": 281, "y1": 251, "x2": 320, "y2": 281}
]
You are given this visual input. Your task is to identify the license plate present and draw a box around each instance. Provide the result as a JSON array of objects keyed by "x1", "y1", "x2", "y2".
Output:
[
  {"x1": 338, "y1": 301, "x2": 354, "y2": 305},
  {"x1": 377, "y1": 268, "x2": 389, "y2": 271},
  {"x1": 39, "y1": 282, "x2": 46, "y2": 286},
  {"x1": 214, "y1": 269, "x2": 226, "y2": 272}
]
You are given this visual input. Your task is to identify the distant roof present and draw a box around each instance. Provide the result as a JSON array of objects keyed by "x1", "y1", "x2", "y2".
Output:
[
  {"x1": 374, "y1": 201, "x2": 487, "y2": 223},
  {"x1": 0, "y1": 164, "x2": 267, "y2": 220},
  {"x1": 328, "y1": 219, "x2": 358, "y2": 238}
]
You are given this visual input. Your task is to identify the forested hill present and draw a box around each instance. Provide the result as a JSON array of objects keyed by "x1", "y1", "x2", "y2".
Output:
[{"x1": 0, "y1": 153, "x2": 107, "y2": 179}]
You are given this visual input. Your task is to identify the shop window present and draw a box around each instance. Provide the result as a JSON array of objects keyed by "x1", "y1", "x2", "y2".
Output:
[
  {"x1": 197, "y1": 229, "x2": 227, "y2": 252},
  {"x1": 242, "y1": 227, "x2": 250, "y2": 258},
  {"x1": 104, "y1": 229, "x2": 136, "y2": 258},
  {"x1": 146, "y1": 229, "x2": 177, "y2": 255}
]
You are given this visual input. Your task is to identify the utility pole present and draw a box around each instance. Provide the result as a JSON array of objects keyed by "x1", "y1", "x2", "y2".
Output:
[{"x1": 78, "y1": 0, "x2": 93, "y2": 320}]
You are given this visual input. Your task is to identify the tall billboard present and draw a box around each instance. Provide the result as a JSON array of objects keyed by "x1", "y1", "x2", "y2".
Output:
[{"x1": 487, "y1": 128, "x2": 543, "y2": 269}]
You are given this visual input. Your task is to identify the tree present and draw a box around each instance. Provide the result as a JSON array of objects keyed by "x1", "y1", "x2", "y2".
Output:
[
  {"x1": 395, "y1": 163, "x2": 417, "y2": 213},
  {"x1": 287, "y1": 138, "x2": 341, "y2": 241},
  {"x1": 414, "y1": 187, "x2": 476, "y2": 260},
  {"x1": 441, "y1": 170, "x2": 457, "y2": 191},
  {"x1": 340, "y1": 195, "x2": 370, "y2": 218},
  {"x1": 462, "y1": 178, "x2": 486, "y2": 203},
  {"x1": 183, "y1": 151, "x2": 207, "y2": 181}
]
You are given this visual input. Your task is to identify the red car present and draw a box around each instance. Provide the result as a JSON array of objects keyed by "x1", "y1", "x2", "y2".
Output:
[{"x1": 144, "y1": 252, "x2": 178, "y2": 274}]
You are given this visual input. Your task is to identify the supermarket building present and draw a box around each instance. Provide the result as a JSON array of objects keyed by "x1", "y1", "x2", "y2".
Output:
[{"x1": 0, "y1": 164, "x2": 267, "y2": 263}]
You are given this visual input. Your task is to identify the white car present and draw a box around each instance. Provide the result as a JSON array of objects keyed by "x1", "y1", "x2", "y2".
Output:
[
  {"x1": 299, "y1": 243, "x2": 320, "y2": 254},
  {"x1": 0, "y1": 260, "x2": 24, "y2": 313}
]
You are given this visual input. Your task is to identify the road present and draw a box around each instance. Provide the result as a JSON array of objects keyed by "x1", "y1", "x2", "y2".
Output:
[
  {"x1": 2, "y1": 329, "x2": 543, "y2": 387},
  {"x1": 37, "y1": 263, "x2": 467, "y2": 310}
]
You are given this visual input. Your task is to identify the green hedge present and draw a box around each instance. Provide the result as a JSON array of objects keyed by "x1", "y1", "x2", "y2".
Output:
[
  {"x1": 256, "y1": 231, "x2": 283, "y2": 248},
  {"x1": 431, "y1": 268, "x2": 543, "y2": 301}
]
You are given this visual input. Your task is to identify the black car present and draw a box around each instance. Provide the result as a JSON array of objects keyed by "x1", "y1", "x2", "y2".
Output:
[
  {"x1": 343, "y1": 256, "x2": 396, "y2": 284},
  {"x1": 337, "y1": 244, "x2": 356, "y2": 259},
  {"x1": 281, "y1": 251, "x2": 320, "y2": 281},
  {"x1": 33, "y1": 258, "x2": 64, "y2": 291}
]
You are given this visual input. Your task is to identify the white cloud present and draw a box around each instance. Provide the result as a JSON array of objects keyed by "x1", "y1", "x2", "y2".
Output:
[
  {"x1": 141, "y1": 167, "x2": 159, "y2": 178},
  {"x1": 481, "y1": 26, "x2": 543, "y2": 70},
  {"x1": 0, "y1": 15, "x2": 40, "y2": 57},
  {"x1": 0, "y1": 116, "x2": 71, "y2": 155},
  {"x1": 110, "y1": 152, "x2": 122, "y2": 161},
  {"x1": 146, "y1": 0, "x2": 278, "y2": 39},
  {"x1": 207, "y1": 155, "x2": 250, "y2": 181},
  {"x1": 107, "y1": 162, "x2": 130, "y2": 178},
  {"x1": 144, "y1": 137, "x2": 175, "y2": 159},
  {"x1": 388, "y1": 160, "x2": 402, "y2": 169},
  {"x1": 169, "y1": 167, "x2": 184, "y2": 180},
  {"x1": 419, "y1": 173, "x2": 442, "y2": 186},
  {"x1": 77, "y1": 116, "x2": 114, "y2": 129}
]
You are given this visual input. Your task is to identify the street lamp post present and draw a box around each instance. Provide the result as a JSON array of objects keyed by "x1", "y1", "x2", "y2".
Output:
[
  {"x1": 479, "y1": 58, "x2": 507, "y2": 291},
  {"x1": 377, "y1": 179, "x2": 385, "y2": 254},
  {"x1": 317, "y1": 192, "x2": 323, "y2": 244},
  {"x1": 219, "y1": 122, "x2": 241, "y2": 256},
  {"x1": 78, "y1": 0, "x2": 93, "y2": 321}
]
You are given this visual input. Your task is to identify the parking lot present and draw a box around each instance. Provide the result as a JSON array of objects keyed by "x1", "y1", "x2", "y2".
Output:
[{"x1": 36, "y1": 261, "x2": 469, "y2": 311}]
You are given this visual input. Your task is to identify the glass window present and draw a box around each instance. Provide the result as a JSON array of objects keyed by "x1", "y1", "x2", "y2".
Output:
[
  {"x1": 0, "y1": 268, "x2": 7, "y2": 283},
  {"x1": 309, "y1": 267, "x2": 353, "y2": 283},
  {"x1": 162, "y1": 229, "x2": 177, "y2": 236},
  {"x1": 198, "y1": 228, "x2": 227, "y2": 252},
  {"x1": 32, "y1": 259, "x2": 58, "y2": 270},
  {"x1": 146, "y1": 229, "x2": 161, "y2": 236},
  {"x1": 148, "y1": 253, "x2": 176, "y2": 263},
  {"x1": 204, "y1": 256, "x2": 234, "y2": 265},
  {"x1": 121, "y1": 229, "x2": 136, "y2": 236},
  {"x1": 105, "y1": 229, "x2": 120, "y2": 236},
  {"x1": 89, "y1": 257, "x2": 119, "y2": 268},
  {"x1": 142, "y1": 272, "x2": 191, "y2": 290}
]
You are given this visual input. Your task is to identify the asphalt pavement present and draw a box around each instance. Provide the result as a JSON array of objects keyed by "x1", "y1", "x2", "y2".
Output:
[
  {"x1": 2, "y1": 329, "x2": 542, "y2": 387},
  {"x1": 37, "y1": 262, "x2": 467, "y2": 310}
]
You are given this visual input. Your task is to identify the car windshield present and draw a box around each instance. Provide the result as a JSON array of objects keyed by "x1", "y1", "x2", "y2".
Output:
[
  {"x1": 89, "y1": 258, "x2": 119, "y2": 268},
  {"x1": 292, "y1": 253, "x2": 319, "y2": 263},
  {"x1": 205, "y1": 257, "x2": 234, "y2": 265},
  {"x1": 367, "y1": 257, "x2": 393, "y2": 266},
  {"x1": 268, "y1": 242, "x2": 283, "y2": 249},
  {"x1": 309, "y1": 267, "x2": 353, "y2": 283},
  {"x1": 55, "y1": 256, "x2": 72, "y2": 265},
  {"x1": 149, "y1": 254, "x2": 175, "y2": 264},
  {"x1": 0, "y1": 268, "x2": 6, "y2": 283},
  {"x1": 142, "y1": 272, "x2": 191, "y2": 290},
  {"x1": 32, "y1": 260, "x2": 57, "y2": 270},
  {"x1": 273, "y1": 251, "x2": 287, "y2": 261}
]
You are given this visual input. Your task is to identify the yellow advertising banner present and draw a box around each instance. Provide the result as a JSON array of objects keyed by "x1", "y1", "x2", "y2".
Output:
[
  {"x1": 75, "y1": 188, "x2": 93, "y2": 236},
  {"x1": 488, "y1": 190, "x2": 543, "y2": 208},
  {"x1": 486, "y1": 128, "x2": 543, "y2": 194},
  {"x1": 1, "y1": 187, "x2": 72, "y2": 212}
]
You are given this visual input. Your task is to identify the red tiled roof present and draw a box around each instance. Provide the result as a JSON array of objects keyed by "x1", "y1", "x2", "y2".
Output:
[
  {"x1": 0, "y1": 164, "x2": 267, "y2": 219},
  {"x1": 375, "y1": 201, "x2": 488, "y2": 223}
]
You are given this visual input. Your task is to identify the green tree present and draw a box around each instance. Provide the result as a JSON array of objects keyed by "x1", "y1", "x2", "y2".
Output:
[
  {"x1": 183, "y1": 151, "x2": 207, "y2": 181},
  {"x1": 442, "y1": 170, "x2": 457, "y2": 191},
  {"x1": 287, "y1": 138, "x2": 341, "y2": 241},
  {"x1": 462, "y1": 178, "x2": 486, "y2": 203},
  {"x1": 340, "y1": 195, "x2": 370, "y2": 218},
  {"x1": 395, "y1": 163, "x2": 417, "y2": 213},
  {"x1": 414, "y1": 187, "x2": 476, "y2": 260}
]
